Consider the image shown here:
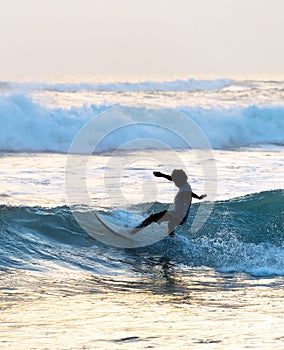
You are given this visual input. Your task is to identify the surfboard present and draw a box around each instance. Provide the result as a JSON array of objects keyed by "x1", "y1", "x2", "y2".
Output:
[
  {"x1": 92, "y1": 212, "x2": 168, "y2": 248},
  {"x1": 95, "y1": 213, "x2": 138, "y2": 238}
]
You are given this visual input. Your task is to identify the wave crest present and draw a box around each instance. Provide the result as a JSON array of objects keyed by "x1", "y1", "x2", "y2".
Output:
[
  {"x1": 4, "y1": 78, "x2": 232, "y2": 92},
  {"x1": 0, "y1": 190, "x2": 283, "y2": 276},
  {"x1": 0, "y1": 94, "x2": 283, "y2": 152}
]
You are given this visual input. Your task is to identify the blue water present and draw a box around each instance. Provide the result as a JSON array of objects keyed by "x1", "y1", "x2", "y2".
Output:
[
  {"x1": 0, "y1": 78, "x2": 284, "y2": 152},
  {"x1": 1, "y1": 190, "x2": 283, "y2": 276}
]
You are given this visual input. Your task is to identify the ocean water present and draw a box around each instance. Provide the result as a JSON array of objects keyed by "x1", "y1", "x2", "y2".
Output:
[{"x1": 0, "y1": 76, "x2": 284, "y2": 349}]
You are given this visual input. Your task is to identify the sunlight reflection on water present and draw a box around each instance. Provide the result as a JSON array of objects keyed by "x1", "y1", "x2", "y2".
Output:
[{"x1": 0, "y1": 268, "x2": 283, "y2": 349}]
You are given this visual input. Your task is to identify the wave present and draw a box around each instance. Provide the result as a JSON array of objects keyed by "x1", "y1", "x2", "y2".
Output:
[
  {"x1": 3, "y1": 78, "x2": 232, "y2": 93},
  {"x1": 0, "y1": 94, "x2": 283, "y2": 152},
  {"x1": 0, "y1": 190, "x2": 283, "y2": 276}
]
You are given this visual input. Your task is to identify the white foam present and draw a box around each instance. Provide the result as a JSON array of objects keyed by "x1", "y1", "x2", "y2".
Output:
[
  {"x1": 5, "y1": 78, "x2": 232, "y2": 92},
  {"x1": 0, "y1": 94, "x2": 283, "y2": 152}
]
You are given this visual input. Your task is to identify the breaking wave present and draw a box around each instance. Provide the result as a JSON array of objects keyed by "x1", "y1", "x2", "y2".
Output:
[
  {"x1": 0, "y1": 94, "x2": 283, "y2": 152},
  {"x1": 1, "y1": 190, "x2": 283, "y2": 277}
]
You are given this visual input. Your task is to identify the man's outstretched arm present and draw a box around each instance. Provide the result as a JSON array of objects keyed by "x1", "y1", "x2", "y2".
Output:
[
  {"x1": 153, "y1": 171, "x2": 172, "y2": 181},
  {"x1": 192, "y1": 192, "x2": 207, "y2": 200}
]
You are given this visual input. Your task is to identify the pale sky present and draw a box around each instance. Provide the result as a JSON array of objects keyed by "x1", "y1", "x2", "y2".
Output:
[{"x1": 0, "y1": 0, "x2": 284, "y2": 77}]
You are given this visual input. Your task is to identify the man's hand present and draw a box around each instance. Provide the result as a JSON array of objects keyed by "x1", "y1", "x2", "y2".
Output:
[
  {"x1": 153, "y1": 171, "x2": 172, "y2": 181},
  {"x1": 153, "y1": 171, "x2": 163, "y2": 177},
  {"x1": 199, "y1": 194, "x2": 207, "y2": 200}
]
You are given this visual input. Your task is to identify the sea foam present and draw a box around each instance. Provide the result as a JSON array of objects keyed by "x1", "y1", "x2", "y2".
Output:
[
  {"x1": 4, "y1": 78, "x2": 232, "y2": 93},
  {"x1": 0, "y1": 94, "x2": 283, "y2": 152}
]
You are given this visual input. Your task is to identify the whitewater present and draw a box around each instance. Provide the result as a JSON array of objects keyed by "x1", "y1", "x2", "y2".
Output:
[
  {"x1": 0, "y1": 76, "x2": 284, "y2": 349},
  {"x1": 0, "y1": 77, "x2": 284, "y2": 152}
]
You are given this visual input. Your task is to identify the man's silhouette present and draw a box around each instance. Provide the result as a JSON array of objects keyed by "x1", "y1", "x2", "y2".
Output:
[{"x1": 133, "y1": 169, "x2": 207, "y2": 236}]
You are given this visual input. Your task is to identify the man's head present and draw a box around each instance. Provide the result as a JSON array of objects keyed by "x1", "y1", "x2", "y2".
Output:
[{"x1": 171, "y1": 169, "x2": 188, "y2": 188}]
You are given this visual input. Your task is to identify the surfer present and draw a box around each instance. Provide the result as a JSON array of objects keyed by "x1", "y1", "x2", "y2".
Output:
[{"x1": 133, "y1": 169, "x2": 206, "y2": 237}]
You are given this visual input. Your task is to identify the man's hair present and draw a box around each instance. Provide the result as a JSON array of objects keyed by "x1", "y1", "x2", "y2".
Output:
[{"x1": 171, "y1": 169, "x2": 188, "y2": 185}]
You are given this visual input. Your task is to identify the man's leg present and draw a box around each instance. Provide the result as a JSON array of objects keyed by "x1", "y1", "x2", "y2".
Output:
[
  {"x1": 141, "y1": 211, "x2": 178, "y2": 237},
  {"x1": 167, "y1": 217, "x2": 178, "y2": 237},
  {"x1": 136, "y1": 210, "x2": 168, "y2": 228}
]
